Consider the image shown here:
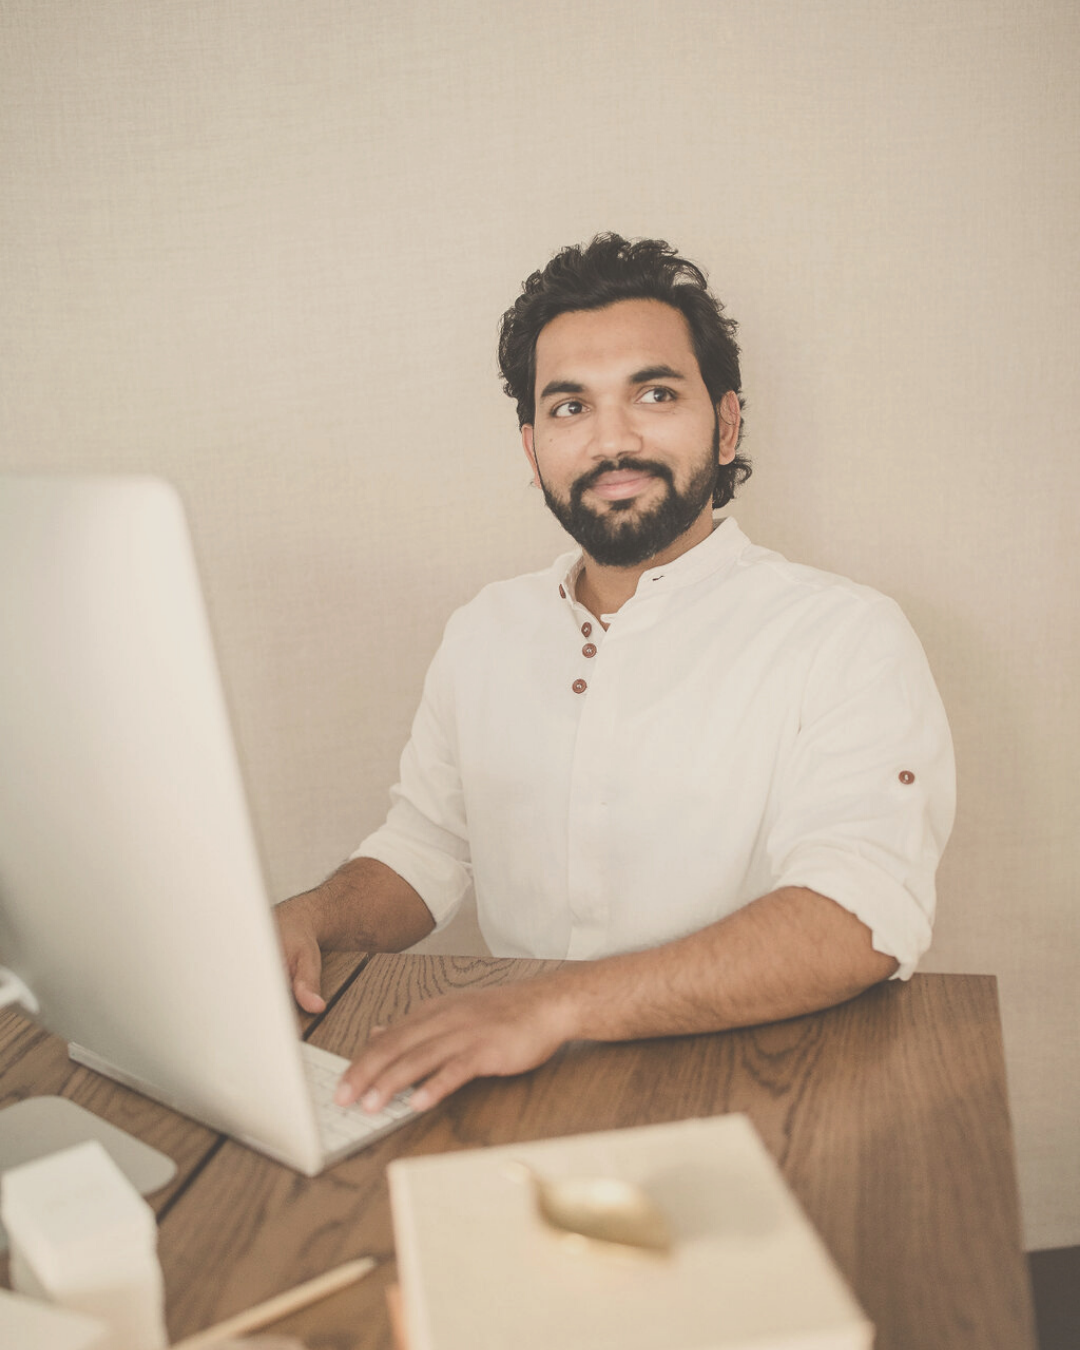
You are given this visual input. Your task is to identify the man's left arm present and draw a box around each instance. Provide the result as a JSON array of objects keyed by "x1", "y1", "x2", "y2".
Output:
[{"x1": 335, "y1": 884, "x2": 895, "y2": 1112}]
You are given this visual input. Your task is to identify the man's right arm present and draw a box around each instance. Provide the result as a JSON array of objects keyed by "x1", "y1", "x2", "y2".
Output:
[{"x1": 274, "y1": 857, "x2": 436, "y2": 1013}]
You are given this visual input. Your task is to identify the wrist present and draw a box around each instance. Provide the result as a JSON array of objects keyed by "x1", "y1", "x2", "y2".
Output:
[
  {"x1": 281, "y1": 884, "x2": 335, "y2": 948},
  {"x1": 540, "y1": 968, "x2": 590, "y2": 1044}
]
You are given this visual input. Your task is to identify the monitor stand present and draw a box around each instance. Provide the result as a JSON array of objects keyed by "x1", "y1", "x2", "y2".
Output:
[
  {"x1": 0, "y1": 1097, "x2": 177, "y2": 1251},
  {"x1": 0, "y1": 967, "x2": 177, "y2": 1247}
]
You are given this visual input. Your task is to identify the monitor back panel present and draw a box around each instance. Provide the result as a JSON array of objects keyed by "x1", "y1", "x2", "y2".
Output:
[{"x1": 0, "y1": 476, "x2": 322, "y2": 1172}]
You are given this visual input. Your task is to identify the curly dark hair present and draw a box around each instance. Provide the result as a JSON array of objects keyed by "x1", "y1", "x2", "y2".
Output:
[{"x1": 497, "y1": 233, "x2": 750, "y2": 508}]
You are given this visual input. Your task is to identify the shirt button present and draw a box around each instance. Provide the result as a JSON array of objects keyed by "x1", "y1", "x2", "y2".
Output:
[
  {"x1": 582, "y1": 643, "x2": 597, "y2": 658},
  {"x1": 571, "y1": 678, "x2": 587, "y2": 694},
  {"x1": 899, "y1": 770, "x2": 915, "y2": 785},
  {"x1": 581, "y1": 622, "x2": 592, "y2": 636}
]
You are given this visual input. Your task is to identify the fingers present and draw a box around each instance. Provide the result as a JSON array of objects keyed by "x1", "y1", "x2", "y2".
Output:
[
  {"x1": 293, "y1": 979, "x2": 326, "y2": 1014},
  {"x1": 275, "y1": 899, "x2": 328, "y2": 1014},
  {"x1": 335, "y1": 1023, "x2": 459, "y2": 1110},
  {"x1": 290, "y1": 940, "x2": 325, "y2": 1014}
]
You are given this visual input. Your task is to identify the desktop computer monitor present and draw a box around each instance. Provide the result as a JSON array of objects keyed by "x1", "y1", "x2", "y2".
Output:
[{"x1": 0, "y1": 475, "x2": 348, "y2": 1176}]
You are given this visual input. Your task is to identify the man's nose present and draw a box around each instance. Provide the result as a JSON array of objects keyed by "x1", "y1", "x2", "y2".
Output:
[{"x1": 592, "y1": 402, "x2": 641, "y2": 458}]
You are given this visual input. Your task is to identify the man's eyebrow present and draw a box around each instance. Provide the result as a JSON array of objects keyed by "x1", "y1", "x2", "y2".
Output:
[
  {"x1": 538, "y1": 379, "x2": 585, "y2": 401},
  {"x1": 629, "y1": 365, "x2": 687, "y2": 384},
  {"x1": 538, "y1": 367, "x2": 687, "y2": 402}
]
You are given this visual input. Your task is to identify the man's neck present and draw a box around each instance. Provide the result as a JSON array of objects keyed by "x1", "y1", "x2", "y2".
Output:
[{"x1": 575, "y1": 506, "x2": 715, "y2": 625}]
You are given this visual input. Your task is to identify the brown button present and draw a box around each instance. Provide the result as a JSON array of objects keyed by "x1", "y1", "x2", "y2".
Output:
[
  {"x1": 899, "y1": 770, "x2": 915, "y2": 785},
  {"x1": 571, "y1": 678, "x2": 587, "y2": 694},
  {"x1": 558, "y1": 585, "x2": 566, "y2": 599},
  {"x1": 581, "y1": 621, "x2": 592, "y2": 637},
  {"x1": 582, "y1": 642, "x2": 597, "y2": 658}
]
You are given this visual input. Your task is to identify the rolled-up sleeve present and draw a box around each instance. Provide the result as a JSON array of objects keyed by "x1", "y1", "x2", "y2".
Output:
[
  {"x1": 767, "y1": 597, "x2": 955, "y2": 979},
  {"x1": 351, "y1": 632, "x2": 472, "y2": 930}
]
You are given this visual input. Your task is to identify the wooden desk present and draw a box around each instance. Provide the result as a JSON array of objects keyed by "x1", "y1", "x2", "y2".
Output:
[{"x1": 1, "y1": 961, "x2": 1036, "y2": 1350}]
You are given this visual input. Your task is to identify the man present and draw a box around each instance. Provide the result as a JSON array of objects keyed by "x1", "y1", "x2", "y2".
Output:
[{"x1": 276, "y1": 234, "x2": 954, "y2": 1117}]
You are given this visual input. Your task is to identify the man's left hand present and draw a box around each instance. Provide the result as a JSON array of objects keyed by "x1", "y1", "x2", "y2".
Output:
[{"x1": 334, "y1": 977, "x2": 577, "y2": 1114}]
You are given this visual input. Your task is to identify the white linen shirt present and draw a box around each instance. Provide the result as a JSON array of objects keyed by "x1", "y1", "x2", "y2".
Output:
[{"x1": 354, "y1": 518, "x2": 954, "y2": 978}]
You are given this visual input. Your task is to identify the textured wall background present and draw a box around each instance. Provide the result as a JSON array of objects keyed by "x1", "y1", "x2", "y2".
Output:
[{"x1": 1, "y1": 0, "x2": 1077, "y2": 1248}]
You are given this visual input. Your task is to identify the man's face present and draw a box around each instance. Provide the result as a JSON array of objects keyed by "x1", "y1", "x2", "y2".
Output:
[{"x1": 522, "y1": 298, "x2": 740, "y2": 569}]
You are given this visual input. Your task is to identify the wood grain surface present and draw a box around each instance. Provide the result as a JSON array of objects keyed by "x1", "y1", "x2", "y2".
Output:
[{"x1": 149, "y1": 960, "x2": 1035, "y2": 1350}]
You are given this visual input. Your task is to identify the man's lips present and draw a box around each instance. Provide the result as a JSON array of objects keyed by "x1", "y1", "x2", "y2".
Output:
[{"x1": 586, "y1": 468, "x2": 660, "y2": 501}]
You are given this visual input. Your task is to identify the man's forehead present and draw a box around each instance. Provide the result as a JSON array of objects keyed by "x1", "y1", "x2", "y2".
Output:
[{"x1": 534, "y1": 298, "x2": 697, "y2": 383}]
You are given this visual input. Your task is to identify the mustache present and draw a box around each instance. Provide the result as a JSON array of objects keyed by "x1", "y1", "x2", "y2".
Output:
[{"x1": 571, "y1": 457, "x2": 675, "y2": 500}]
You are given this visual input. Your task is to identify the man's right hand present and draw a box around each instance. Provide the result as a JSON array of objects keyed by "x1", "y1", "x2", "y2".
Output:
[
  {"x1": 273, "y1": 857, "x2": 438, "y2": 1014},
  {"x1": 274, "y1": 895, "x2": 327, "y2": 1014}
]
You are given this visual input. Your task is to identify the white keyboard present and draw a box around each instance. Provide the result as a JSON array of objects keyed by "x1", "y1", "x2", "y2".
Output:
[{"x1": 300, "y1": 1040, "x2": 417, "y2": 1156}]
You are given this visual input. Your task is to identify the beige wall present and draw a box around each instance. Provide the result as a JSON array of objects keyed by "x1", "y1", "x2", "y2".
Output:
[{"x1": 2, "y1": 1, "x2": 1077, "y2": 1249}]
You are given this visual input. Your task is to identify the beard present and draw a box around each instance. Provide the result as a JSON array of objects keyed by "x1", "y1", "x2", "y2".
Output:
[{"x1": 539, "y1": 418, "x2": 721, "y2": 568}]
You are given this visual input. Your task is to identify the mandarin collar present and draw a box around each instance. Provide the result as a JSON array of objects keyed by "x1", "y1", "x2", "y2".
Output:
[{"x1": 554, "y1": 516, "x2": 748, "y2": 614}]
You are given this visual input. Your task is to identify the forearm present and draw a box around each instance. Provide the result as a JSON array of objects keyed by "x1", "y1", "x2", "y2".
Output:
[
  {"x1": 287, "y1": 856, "x2": 436, "y2": 953},
  {"x1": 547, "y1": 886, "x2": 898, "y2": 1043},
  {"x1": 337, "y1": 884, "x2": 900, "y2": 1113}
]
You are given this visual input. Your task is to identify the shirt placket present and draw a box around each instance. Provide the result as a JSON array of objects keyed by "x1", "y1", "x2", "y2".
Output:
[{"x1": 562, "y1": 606, "x2": 618, "y2": 958}]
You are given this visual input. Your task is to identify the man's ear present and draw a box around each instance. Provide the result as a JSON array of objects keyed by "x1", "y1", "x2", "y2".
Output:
[
  {"x1": 717, "y1": 391, "x2": 741, "y2": 465},
  {"x1": 521, "y1": 424, "x2": 542, "y2": 487}
]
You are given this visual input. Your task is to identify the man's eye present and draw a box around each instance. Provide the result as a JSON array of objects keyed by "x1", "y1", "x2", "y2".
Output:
[
  {"x1": 640, "y1": 387, "x2": 675, "y2": 404},
  {"x1": 552, "y1": 400, "x2": 584, "y2": 418}
]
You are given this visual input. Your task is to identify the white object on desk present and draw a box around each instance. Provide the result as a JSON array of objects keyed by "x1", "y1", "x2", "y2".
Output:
[
  {"x1": 0, "y1": 1286, "x2": 111, "y2": 1349},
  {"x1": 1, "y1": 1139, "x2": 167, "y2": 1350},
  {"x1": 389, "y1": 1113, "x2": 873, "y2": 1350},
  {"x1": 0, "y1": 1095, "x2": 177, "y2": 1253}
]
